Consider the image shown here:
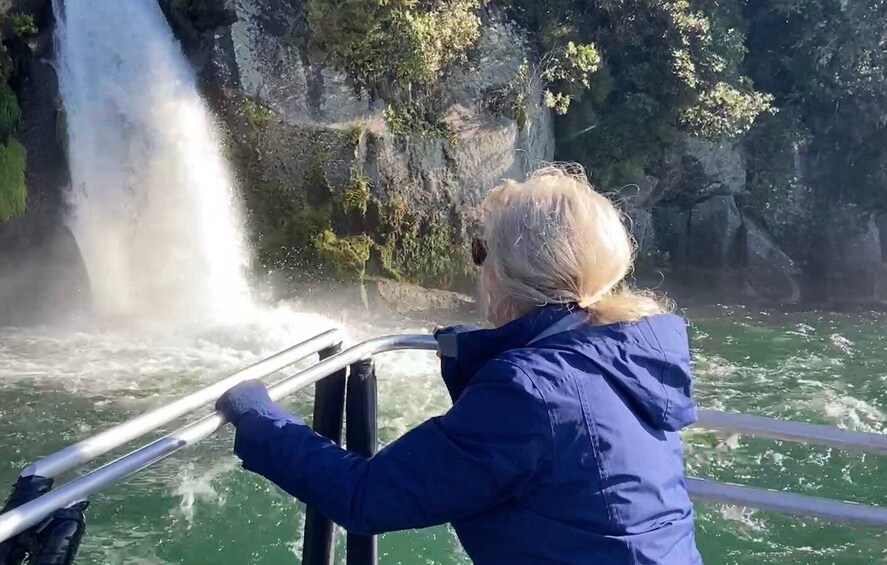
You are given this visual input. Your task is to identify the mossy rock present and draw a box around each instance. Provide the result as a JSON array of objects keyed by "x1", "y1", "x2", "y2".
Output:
[
  {"x1": 0, "y1": 82, "x2": 21, "y2": 140},
  {"x1": 0, "y1": 138, "x2": 27, "y2": 221},
  {"x1": 338, "y1": 172, "x2": 370, "y2": 216},
  {"x1": 375, "y1": 196, "x2": 474, "y2": 290},
  {"x1": 315, "y1": 229, "x2": 373, "y2": 279}
]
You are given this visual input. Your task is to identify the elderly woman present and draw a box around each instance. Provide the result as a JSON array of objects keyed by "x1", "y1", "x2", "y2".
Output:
[{"x1": 217, "y1": 167, "x2": 702, "y2": 564}]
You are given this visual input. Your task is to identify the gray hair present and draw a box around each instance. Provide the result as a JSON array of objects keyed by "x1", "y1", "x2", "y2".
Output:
[{"x1": 481, "y1": 166, "x2": 667, "y2": 324}]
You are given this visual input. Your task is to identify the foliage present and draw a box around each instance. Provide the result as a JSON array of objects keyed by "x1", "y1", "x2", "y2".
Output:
[
  {"x1": 742, "y1": 0, "x2": 887, "y2": 210},
  {"x1": 242, "y1": 98, "x2": 273, "y2": 129},
  {"x1": 503, "y1": 0, "x2": 771, "y2": 188},
  {"x1": 383, "y1": 103, "x2": 454, "y2": 142},
  {"x1": 680, "y1": 82, "x2": 773, "y2": 137},
  {"x1": 539, "y1": 41, "x2": 602, "y2": 115},
  {"x1": 485, "y1": 64, "x2": 530, "y2": 128},
  {"x1": 8, "y1": 13, "x2": 37, "y2": 38},
  {"x1": 0, "y1": 84, "x2": 22, "y2": 140},
  {"x1": 487, "y1": 42, "x2": 602, "y2": 129},
  {"x1": 306, "y1": 0, "x2": 481, "y2": 90},
  {"x1": 314, "y1": 230, "x2": 373, "y2": 279},
  {"x1": 743, "y1": 111, "x2": 804, "y2": 227},
  {"x1": 0, "y1": 45, "x2": 13, "y2": 82},
  {"x1": 0, "y1": 139, "x2": 26, "y2": 222},
  {"x1": 340, "y1": 172, "x2": 370, "y2": 215},
  {"x1": 377, "y1": 196, "x2": 473, "y2": 288},
  {"x1": 347, "y1": 125, "x2": 363, "y2": 146}
]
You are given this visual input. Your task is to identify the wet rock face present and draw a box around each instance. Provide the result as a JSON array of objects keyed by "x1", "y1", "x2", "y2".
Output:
[
  {"x1": 687, "y1": 195, "x2": 744, "y2": 270},
  {"x1": 0, "y1": 222, "x2": 92, "y2": 326},
  {"x1": 642, "y1": 140, "x2": 804, "y2": 304},
  {"x1": 159, "y1": 1, "x2": 881, "y2": 305},
  {"x1": 169, "y1": 0, "x2": 554, "y2": 288},
  {"x1": 0, "y1": 1, "x2": 92, "y2": 325},
  {"x1": 741, "y1": 218, "x2": 799, "y2": 303}
]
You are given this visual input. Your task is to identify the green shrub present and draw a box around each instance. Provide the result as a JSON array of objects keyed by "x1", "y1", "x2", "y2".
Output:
[
  {"x1": 307, "y1": 0, "x2": 481, "y2": 89},
  {"x1": 681, "y1": 82, "x2": 774, "y2": 138},
  {"x1": 383, "y1": 103, "x2": 453, "y2": 141},
  {"x1": 242, "y1": 98, "x2": 273, "y2": 129},
  {"x1": 0, "y1": 46, "x2": 13, "y2": 82},
  {"x1": 314, "y1": 229, "x2": 373, "y2": 279},
  {"x1": 340, "y1": 173, "x2": 370, "y2": 215},
  {"x1": 0, "y1": 139, "x2": 27, "y2": 221},
  {"x1": 8, "y1": 13, "x2": 37, "y2": 37},
  {"x1": 0, "y1": 84, "x2": 21, "y2": 140},
  {"x1": 503, "y1": 0, "x2": 771, "y2": 188}
]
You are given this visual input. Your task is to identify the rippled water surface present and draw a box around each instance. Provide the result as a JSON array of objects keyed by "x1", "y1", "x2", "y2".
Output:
[{"x1": 1, "y1": 304, "x2": 885, "y2": 564}]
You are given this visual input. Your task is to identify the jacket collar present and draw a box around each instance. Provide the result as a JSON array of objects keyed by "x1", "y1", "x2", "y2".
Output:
[{"x1": 436, "y1": 305, "x2": 576, "y2": 400}]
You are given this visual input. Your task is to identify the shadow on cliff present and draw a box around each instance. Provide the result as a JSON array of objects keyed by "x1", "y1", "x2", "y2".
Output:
[
  {"x1": 0, "y1": 220, "x2": 91, "y2": 326},
  {"x1": 0, "y1": 2, "x2": 91, "y2": 327}
]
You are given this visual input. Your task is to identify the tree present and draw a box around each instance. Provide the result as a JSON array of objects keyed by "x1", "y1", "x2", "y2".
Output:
[
  {"x1": 504, "y1": 0, "x2": 771, "y2": 187},
  {"x1": 743, "y1": 0, "x2": 887, "y2": 209}
]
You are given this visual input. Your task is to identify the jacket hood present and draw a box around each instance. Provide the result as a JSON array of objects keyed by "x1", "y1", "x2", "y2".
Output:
[{"x1": 435, "y1": 307, "x2": 697, "y2": 432}]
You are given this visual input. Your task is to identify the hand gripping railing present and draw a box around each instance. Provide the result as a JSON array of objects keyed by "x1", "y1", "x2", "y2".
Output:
[
  {"x1": 0, "y1": 334, "x2": 434, "y2": 545},
  {"x1": 0, "y1": 327, "x2": 345, "y2": 564},
  {"x1": 23, "y1": 328, "x2": 346, "y2": 480},
  {"x1": 1, "y1": 332, "x2": 886, "y2": 560}
]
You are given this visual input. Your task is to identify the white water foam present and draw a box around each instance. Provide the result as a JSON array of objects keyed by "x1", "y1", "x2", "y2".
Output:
[{"x1": 53, "y1": 0, "x2": 252, "y2": 324}]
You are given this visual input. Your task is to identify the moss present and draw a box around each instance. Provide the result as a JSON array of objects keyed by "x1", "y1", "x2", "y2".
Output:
[
  {"x1": 8, "y1": 13, "x2": 37, "y2": 38},
  {"x1": 0, "y1": 139, "x2": 27, "y2": 222},
  {"x1": 242, "y1": 98, "x2": 273, "y2": 129},
  {"x1": 376, "y1": 196, "x2": 473, "y2": 289},
  {"x1": 314, "y1": 230, "x2": 373, "y2": 279},
  {"x1": 339, "y1": 173, "x2": 370, "y2": 215},
  {"x1": 232, "y1": 121, "x2": 469, "y2": 288},
  {"x1": 0, "y1": 46, "x2": 12, "y2": 82},
  {"x1": 303, "y1": 155, "x2": 330, "y2": 192},
  {"x1": 383, "y1": 103, "x2": 454, "y2": 143},
  {"x1": 244, "y1": 177, "x2": 333, "y2": 270},
  {"x1": 0, "y1": 84, "x2": 21, "y2": 140}
]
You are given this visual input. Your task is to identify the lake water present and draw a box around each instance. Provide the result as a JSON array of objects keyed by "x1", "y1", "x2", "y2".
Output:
[{"x1": 0, "y1": 304, "x2": 884, "y2": 564}]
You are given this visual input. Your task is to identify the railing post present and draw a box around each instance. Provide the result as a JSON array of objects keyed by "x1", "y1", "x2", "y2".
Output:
[
  {"x1": 345, "y1": 360, "x2": 378, "y2": 565},
  {"x1": 302, "y1": 345, "x2": 347, "y2": 565},
  {"x1": 0, "y1": 475, "x2": 54, "y2": 564},
  {"x1": 28, "y1": 501, "x2": 89, "y2": 565}
]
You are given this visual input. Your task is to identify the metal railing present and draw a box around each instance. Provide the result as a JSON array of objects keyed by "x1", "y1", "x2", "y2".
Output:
[
  {"x1": 1, "y1": 331, "x2": 886, "y2": 562},
  {"x1": 22, "y1": 328, "x2": 346, "y2": 480}
]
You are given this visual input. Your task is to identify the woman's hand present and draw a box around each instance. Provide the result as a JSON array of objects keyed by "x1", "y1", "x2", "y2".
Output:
[{"x1": 215, "y1": 379, "x2": 275, "y2": 425}]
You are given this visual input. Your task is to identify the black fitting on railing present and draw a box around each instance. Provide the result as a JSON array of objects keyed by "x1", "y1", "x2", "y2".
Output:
[
  {"x1": 302, "y1": 344, "x2": 347, "y2": 565},
  {"x1": 0, "y1": 475, "x2": 54, "y2": 565},
  {"x1": 29, "y1": 501, "x2": 89, "y2": 565},
  {"x1": 345, "y1": 359, "x2": 378, "y2": 565}
]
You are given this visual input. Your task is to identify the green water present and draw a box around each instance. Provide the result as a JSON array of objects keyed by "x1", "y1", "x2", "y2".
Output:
[{"x1": 0, "y1": 305, "x2": 885, "y2": 564}]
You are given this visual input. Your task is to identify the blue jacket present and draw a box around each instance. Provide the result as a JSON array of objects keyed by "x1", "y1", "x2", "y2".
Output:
[{"x1": 230, "y1": 307, "x2": 703, "y2": 564}]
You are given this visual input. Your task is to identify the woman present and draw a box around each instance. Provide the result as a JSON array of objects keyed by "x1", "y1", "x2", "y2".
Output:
[{"x1": 217, "y1": 166, "x2": 702, "y2": 564}]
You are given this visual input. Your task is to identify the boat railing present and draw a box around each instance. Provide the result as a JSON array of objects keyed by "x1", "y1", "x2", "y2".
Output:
[{"x1": 1, "y1": 330, "x2": 885, "y2": 565}]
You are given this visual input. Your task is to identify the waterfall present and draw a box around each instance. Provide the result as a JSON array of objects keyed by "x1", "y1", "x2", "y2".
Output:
[{"x1": 53, "y1": 0, "x2": 253, "y2": 324}]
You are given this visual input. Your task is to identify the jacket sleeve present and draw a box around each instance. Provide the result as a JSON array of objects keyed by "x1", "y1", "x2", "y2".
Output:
[{"x1": 231, "y1": 359, "x2": 553, "y2": 535}]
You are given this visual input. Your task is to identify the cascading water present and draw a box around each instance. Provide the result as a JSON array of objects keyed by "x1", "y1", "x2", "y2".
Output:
[{"x1": 52, "y1": 0, "x2": 252, "y2": 324}]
